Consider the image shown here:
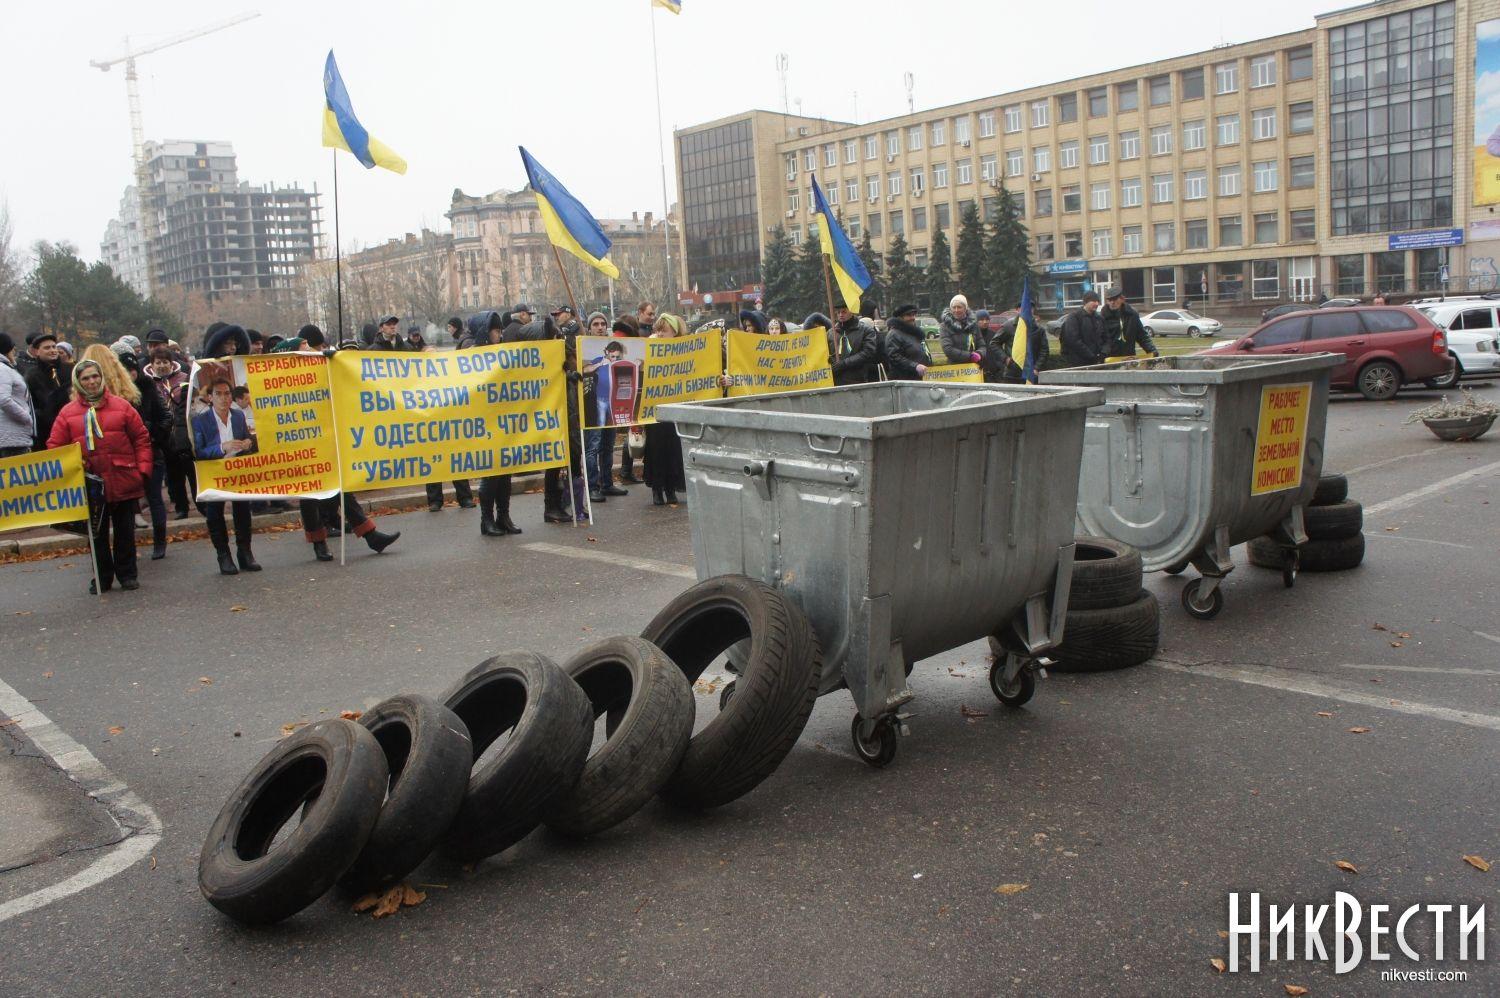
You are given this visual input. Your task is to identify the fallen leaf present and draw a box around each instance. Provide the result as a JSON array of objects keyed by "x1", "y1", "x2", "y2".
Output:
[
  {"x1": 1217, "y1": 930, "x2": 1229, "y2": 939},
  {"x1": 1370, "y1": 678, "x2": 1383, "y2": 684},
  {"x1": 107, "y1": 725, "x2": 124, "y2": 735},
  {"x1": 994, "y1": 883, "x2": 1030, "y2": 895},
  {"x1": 351, "y1": 892, "x2": 380, "y2": 913},
  {"x1": 1397, "y1": 632, "x2": 1411, "y2": 639},
  {"x1": 149, "y1": 855, "x2": 157, "y2": 871},
  {"x1": 42, "y1": 671, "x2": 52, "y2": 679},
  {"x1": 229, "y1": 605, "x2": 247, "y2": 613},
  {"x1": 401, "y1": 884, "x2": 426, "y2": 907},
  {"x1": 1390, "y1": 641, "x2": 1404, "y2": 648},
  {"x1": 1315, "y1": 711, "x2": 1333, "y2": 718},
  {"x1": 1209, "y1": 958, "x2": 1226, "y2": 973},
  {"x1": 371, "y1": 885, "x2": 404, "y2": 918},
  {"x1": 198, "y1": 677, "x2": 212, "y2": 685},
  {"x1": 1384, "y1": 526, "x2": 1399, "y2": 532},
  {"x1": 0, "y1": 719, "x2": 15, "y2": 728},
  {"x1": 1463, "y1": 855, "x2": 1491, "y2": 872},
  {"x1": 960, "y1": 705, "x2": 989, "y2": 718},
  {"x1": 1285, "y1": 986, "x2": 1309, "y2": 996},
  {"x1": 1335, "y1": 860, "x2": 1359, "y2": 874},
  {"x1": 280, "y1": 721, "x2": 307, "y2": 737},
  {"x1": 1348, "y1": 727, "x2": 1371, "y2": 734},
  {"x1": 1372, "y1": 622, "x2": 1388, "y2": 631},
  {"x1": 339, "y1": 710, "x2": 363, "y2": 721}
]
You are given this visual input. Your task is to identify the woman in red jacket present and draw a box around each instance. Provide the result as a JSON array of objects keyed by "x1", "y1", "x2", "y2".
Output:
[{"x1": 47, "y1": 359, "x2": 153, "y2": 593}]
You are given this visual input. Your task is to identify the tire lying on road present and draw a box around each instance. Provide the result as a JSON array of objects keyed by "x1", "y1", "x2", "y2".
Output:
[
  {"x1": 1067, "y1": 536, "x2": 1144, "y2": 611},
  {"x1": 1312, "y1": 472, "x2": 1348, "y2": 506},
  {"x1": 339, "y1": 694, "x2": 473, "y2": 894},
  {"x1": 199, "y1": 718, "x2": 388, "y2": 925},
  {"x1": 642, "y1": 574, "x2": 821, "y2": 810},
  {"x1": 1247, "y1": 533, "x2": 1366, "y2": 573},
  {"x1": 440, "y1": 652, "x2": 593, "y2": 862},
  {"x1": 1303, "y1": 499, "x2": 1363, "y2": 540},
  {"x1": 543, "y1": 636, "x2": 694, "y2": 838},
  {"x1": 1049, "y1": 589, "x2": 1160, "y2": 673}
]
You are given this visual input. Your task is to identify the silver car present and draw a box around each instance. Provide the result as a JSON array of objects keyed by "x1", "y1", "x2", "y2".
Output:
[{"x1": 1140, "y1": 309, "x2": 1224, "y2": 338}]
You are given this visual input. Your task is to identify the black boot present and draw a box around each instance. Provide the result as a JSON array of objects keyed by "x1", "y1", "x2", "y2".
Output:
[
  {"x1": 151, "y1": 521, "x2": 167, "y2": 560},
  {"x1": 365, "y1": 528, "x2": 401, "y2": 553},
  {"x1": 665, "y1": 488, "x2": 680, "y2": 505},
  {"x1": 652, "y1": 487, "x2": 666, "y2": 506},
  {"x1": 312, "y1": 540, "x2": 334, "y2": 562},
  {"x1": 544, "y1": 505, "x2": 570, "y2": 523},
  {"x1": 216, "y1": 548, "x2": 239, "y2": 575},
  {"x1": 208, "y1": 518, "x2": 238, "y2": 575},
  {"x1": 495, "y1": 483, "x2": 522, "y2": 534},
  {"x1": 480, "y1": 510, "x2": 503, "y2": 536},
  {"x1": 237, "y1": 546, "x2": 262, "y2": 572},
  {"x1": 499, "y1": 515, "x2": 523, "y2": 535}
]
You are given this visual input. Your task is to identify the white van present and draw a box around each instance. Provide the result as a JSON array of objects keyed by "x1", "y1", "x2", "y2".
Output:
[{"x1": 1414, "y1": 301, "x2": 1500, "y2": 388}]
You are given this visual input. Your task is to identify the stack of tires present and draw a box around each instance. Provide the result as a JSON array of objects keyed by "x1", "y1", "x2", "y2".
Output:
[
  {"x1": 199, "y1": 575, "x2": 822, "y2": 926},
  {"x1": 1049, "y1": 537, "x2": 1160, "y2": 673},
  {"x1": 1247, "y1": 472, "x2": 1366, "y2": 580}
]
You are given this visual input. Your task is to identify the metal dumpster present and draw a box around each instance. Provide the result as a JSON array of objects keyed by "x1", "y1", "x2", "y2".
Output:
[
  {"x1": 658, "y1": 380, "x2": 1104, "y2": 764},
  {"x1": 1040, "y1": 353, "x2": 1341, "y2": 619}
]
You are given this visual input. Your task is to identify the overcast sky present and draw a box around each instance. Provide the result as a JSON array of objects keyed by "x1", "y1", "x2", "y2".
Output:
[{"x1": 5, "y1": 0, "x2": 1325, "y2": 264}]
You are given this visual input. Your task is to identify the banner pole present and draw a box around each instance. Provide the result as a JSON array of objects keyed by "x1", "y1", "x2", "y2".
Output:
[
  {"x1": 819, "y1": 243, "x2": 838, "y2": 325},
  {"x1": 321, "y1": 350, "x2": 348, "y2": 567},
  {"x1": 85, "y1": 499, "x2": 103, "y2": 598},
  {"x1": 575, "y1": 377, "x2": 592, "y2": 528},
  {"x1": 332, "y1": 150, "x2": 345, "y2": 344}
]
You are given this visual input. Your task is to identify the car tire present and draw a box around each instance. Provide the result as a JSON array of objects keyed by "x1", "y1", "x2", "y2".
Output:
[
  {"x1": 1424, "y1": 357, "x2": 1463, "y2": 390},
  {"x1": 1248, "y1": 533, "x2": 1364, "y2": 572},
  {"x1": 1187, "y1": 326, "x2": 1201, "y2": 338},
  {"x1": 1312, "y1": 472, "x2": 1348, "y2": 506},
  {"x1": 1049, "y1": 589, "x2": 1160, "y2": 673},
  {"x1": 1068, "y1": 536, "x2": 1144, "y2": 610},
  {"x1": 440, "y1": 651, "x2": 594, "y2": 862},
  {"x1": 543, "y1": 636, "x2": 694, "y2": 838},
  {"x1": 199, "y1": 719, "x2": 388, "y2": 925},
  {"x1": 642, "y1": 575, "x2": 821, "y2": 810},
  {"x1": 1303, "y1": 499, "x2": 1363, "y2": 540},
  {"x1": 1142, "y1": 325, "x2": 1154, "y2": 337},
  {"x1": 339, "y1": 695, "x2": 473, "y2": 894},
  {"x1": 1357, "y1": 360, "x2": 1402, "y2": 401}
]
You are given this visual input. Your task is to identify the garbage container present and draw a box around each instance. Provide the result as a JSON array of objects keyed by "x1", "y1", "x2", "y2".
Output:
[
  {"x1": 658, "y1": 380, "x2": 1104, "y2": 763},
  {"x1": 1040, "y1": 353, "x2": 1341, "y2": 619}
]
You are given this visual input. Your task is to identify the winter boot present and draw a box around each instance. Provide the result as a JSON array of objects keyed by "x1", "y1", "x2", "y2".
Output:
[
  {"x1": 495, "y1": 482, "x2": 522, "y2": 534},
  {"x1": 208, "y1": 518, "x2": 238, "y2": 575},
  {"x1": 364, "y1": 528, "x2": 401, "y2": 553},
  {"x1": 151, "y1": 521, "x2": 167, "y2": 560},
  {"x1": 312, "y1": 540, "x2": 333, "y2": 562},
  {"x1": 237, "y1": 545, "x2": 262, "y2": 572}
]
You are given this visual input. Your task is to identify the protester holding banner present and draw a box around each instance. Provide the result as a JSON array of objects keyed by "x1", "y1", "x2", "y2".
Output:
[
  {"x1": 154, "y1": 347, "x2": 197, "y2": 519},
  {"x1": 0, "y1": 333, "x2": 35, "y2": 458},
  {"x1": 106, "y1": 345, "x2": 174, "y2": 559},
  {"x1": 581, "y1": 311, "x2": 621, "y2": 504},
  {"x1": 827, "y1": 304, "x2": 879, "y2": 386},
  {"x1": 643, "y1": 314, "x2": 689, "y2": 507},
  {"x1": 189, "y1": 324, "x2": 262, "y2": 576},
  {"x1": 46, "y1": 359, "x2": 152, "y2": 593},
  {"x1": 739, "y1": 309, "x2": 769, "y2": 334},
  {"x1": 462, "y1": 311, "x2": 520, "y2": 537},
  {"x1": 883, "y1": 304, "x2": 932, "y2": 381},
  {"x1": 24, "y1": 332, "x2": 71, "y2": 451},
  {"x1": 938, "y1": 295, "x2": 987, "y2": 369}
]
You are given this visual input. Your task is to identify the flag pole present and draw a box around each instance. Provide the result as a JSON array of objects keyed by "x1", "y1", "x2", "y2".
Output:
[
  {"x1": 85, "y1": 502, "x2": 103, "y2": 598},
  {"x1": 648, "y1": 1, "x2": 674, "y2": 301},
  {"x1": 332, "y1": 149, "x2": 345, "y2": 344},
  {"x1": 547, "y1": 243, "x2": 586, "y2": 526},
  {"x1": 575, "y1": 378, "x2": 593, "y2": 528}
]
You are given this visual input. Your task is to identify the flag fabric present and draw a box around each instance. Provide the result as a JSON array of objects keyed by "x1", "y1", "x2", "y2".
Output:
[
  {"x1": 1011, "y1": 276, "x2": 1038, "y2": 384},
  {"x1": 811, "y1": 176, "x2": 873, "y2": 315},
  {"x1": 653, "y1": 0, "x2": 683, "y2": 12},
  {"x1": 322, "y1": 51, "x2": 408, "y2": 175},
  {"x1": 519, "y1": 147, "x2": 620, "y2": 279}
]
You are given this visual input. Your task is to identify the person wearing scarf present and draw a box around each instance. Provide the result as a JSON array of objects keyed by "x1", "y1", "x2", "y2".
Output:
[
  {"x1": 643, "y1": 314, "x2": 689, "y2": 507},
  {"x1": 46, "y1": 359, "x2": 153, "y2": 593}
]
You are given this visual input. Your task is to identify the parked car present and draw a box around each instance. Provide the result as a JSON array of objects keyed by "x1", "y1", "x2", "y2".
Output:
[
  {"x1": 1319, "y1": 297, "x2": 1363, "y2": 308},
  {"x1": 1414, "y1": 301, "x2": 1500, "y2": 388},
  {"x1": 1260, "y1": 302, "x2": 1313, "y2": 323},
  {"x1": 1140, "y1": 309, "x2": 1223, "y2": 338},
  {"x1": 1199, "y1": 306, "x2": 1452, "y2": 401}
]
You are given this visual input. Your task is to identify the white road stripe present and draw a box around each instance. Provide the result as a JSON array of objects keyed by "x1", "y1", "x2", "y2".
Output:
[
  {"x1": 1339, "y1": 663, "x2": 1500, "y2": 676},
  {"x1": 1151, "y1": 660, "x2": 1500, "y2": 733},
  {"x1": 1362, "y1": 459, "x2": 1500, "y2": 519},
  {"x1": 0, "y1": 677, "x2": 163, "y2": 923},
  {"x1": 1361, "y1": 531, "x2": 1468, "y2": 549},
  {"x1": 1343, "y1": 449, "x2": 1446, "y2": 476},
  {"x1": 521, "y1": 541, "x2": 696, "y2": 579},
  {"x1": 1476, "y1": 631, "x2": 1500, "y2": 646}
]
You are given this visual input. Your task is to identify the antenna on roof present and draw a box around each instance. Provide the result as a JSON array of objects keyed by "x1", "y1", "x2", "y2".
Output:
[
  {"x1": 776, "y1": 53, "x2": 790, "y2": 115},
  {"x1": 904, "y1": 71, "x2": 915, "y2": 114}
]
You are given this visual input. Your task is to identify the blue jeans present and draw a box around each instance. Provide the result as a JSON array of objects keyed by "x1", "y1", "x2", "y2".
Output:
[
  {"x1": 593, "y1": 427, "x2": 616, "y2": 487},
  {"x1": 146, "y1": 451, "x2": 167, "y2": 536}
]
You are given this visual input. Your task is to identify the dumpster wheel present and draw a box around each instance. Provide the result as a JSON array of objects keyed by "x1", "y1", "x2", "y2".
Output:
[
  {"x1": 1180, "y1": 578, "x2": 1225, "y2": 620},
  {"x1": 1281, "y1": 550, "x2": 1299, "y2": 589},
  {"x1": 990, "y1": 656, "x2": 1038, "y2": 708},
  {"x1": 850, "y1": 715, "x2": 899, "y2": 768}
]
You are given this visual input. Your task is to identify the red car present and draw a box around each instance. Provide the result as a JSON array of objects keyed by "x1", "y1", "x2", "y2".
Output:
[{"x1": 1200, "y1": 306, "x2": 1452, "y2": 401}]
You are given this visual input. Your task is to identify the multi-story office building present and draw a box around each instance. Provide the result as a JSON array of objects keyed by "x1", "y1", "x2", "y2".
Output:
[{"x1": 676, "y1": 0, "x2": 1492, "y2": 313}]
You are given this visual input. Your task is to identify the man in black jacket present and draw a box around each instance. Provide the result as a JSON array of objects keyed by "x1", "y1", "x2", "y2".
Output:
[
  {"x1": 370, "y1": 315, "x2": 410, "y2": 351},
  {"x1": 23, "y1": 332, "x2": 71, "y2": 451},
  {"x1": 1101, "y1": 287, "x2": 1160, "y2": 359},
  {"x1": 1059, "y1": 291, "x2": 1107, "y2": 368},
  {"x1": 828, "y1": 304, "x2": 878, "y2": 385},
  {"x1": 883, "y1": 304, "x2": 932, "y2": 381}
]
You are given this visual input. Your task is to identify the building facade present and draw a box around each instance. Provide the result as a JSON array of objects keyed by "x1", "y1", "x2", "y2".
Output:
[{"x1": 677, "y1": 0, "x2": 1496, "y2": 313}]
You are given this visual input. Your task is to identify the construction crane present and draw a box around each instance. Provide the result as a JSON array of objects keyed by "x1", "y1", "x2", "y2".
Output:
[{"x1": 91, "y1": 11, "x2": 260, "y2": 297}]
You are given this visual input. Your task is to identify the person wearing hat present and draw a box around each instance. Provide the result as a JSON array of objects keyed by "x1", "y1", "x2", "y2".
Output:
[
  {"x1": 883, "y1": 304, "x2": 932, "y2": 381},
  {"x1": 147, "y1": 344, "x2": 195, "y2": 519},
  {"x1": 244, "y1": 330, "x2": 265, "y2": 355},
  {"x1": 0, "y1": 333, "x2": 36, "y2": 457},
  {"x1": 108, "y1": 344, "x2": 173, "y2": 557},
  {"x1": 445, "y1": 316, "x2": 465, "y2": 347},
  {"x1": 1100, "y1": 287, "x2": 1160, "y2": 360},
  {"x1": 501, "y1": 306, "x2": 575, "y2": 523},
  {"x1": 826, "y1": 303, "x2": 878, "y2": 386},
  {"x1": 370, "y1": 316, "x2": 408, "y2": 351},
  {"x1": 464, "y1": 311, "x2": 521, "y2": 536},
  {"x1": 23, "y1": 332, "x2": 72, "y2": 451},
  {"x1": 1059, "y1": 291, "x2": 1108, "y2": 368},
  {"x1": 113, "y1": 334, "x2": 144, "y2": 361},
  {"x1": 939, "y1": 294, "x2": 988, "y2": 372}
]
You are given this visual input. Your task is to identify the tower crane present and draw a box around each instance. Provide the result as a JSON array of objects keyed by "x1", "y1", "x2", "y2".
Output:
[{"x1": 91, "y1": 11, "x2": 260, "y2": 297}]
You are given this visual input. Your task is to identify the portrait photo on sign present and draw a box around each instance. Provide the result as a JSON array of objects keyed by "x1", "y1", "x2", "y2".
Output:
[
  {"x1": 580, "y1": 336, "x2": 648, "y2": 428},
  {"x1": 188, "y1": 359, "x2": 258, "y2": 460}
]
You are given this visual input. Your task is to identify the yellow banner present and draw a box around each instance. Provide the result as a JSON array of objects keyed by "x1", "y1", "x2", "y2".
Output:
[
  {"x1": 330, "y1": 342, "x2": 569, "y2": 492},
  {"x1": 1250, "y1": 382, "x2": 1312, "y2": 496},
  {"x1": 0, "y1": 444, "x2": 88, "y2": 533},
  {"x1": 190, "y1": 353, "x2": 340, "y2": 501},
  {"x1": 579, "y1": 332, "x2": 724, "y2": 428},
  {"x1": 726, "y1": 329, "x2": 833, "y2": 397},
  {"x1": 922, "y1": 363, "x2": 984, "y2": 383}
]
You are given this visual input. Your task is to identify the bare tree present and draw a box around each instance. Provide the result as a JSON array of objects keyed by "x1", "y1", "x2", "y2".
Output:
[{"x1": 0, "y1": 200, "x2": 25, "y2": 335}]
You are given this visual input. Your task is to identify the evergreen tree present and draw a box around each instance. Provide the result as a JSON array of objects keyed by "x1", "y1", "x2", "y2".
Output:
[
  {"x1": 985, "y1": 182, "x2": 1032, "y2": 309},
  {"x1": 760, "y1": 225, "x2": 797, "y2": 319},
  {"x1": 926, "y1": 228, "x2": 953, "y2": 311},
  {"x1": 793, "y1": 236, "x2": 828, "y2": 321},
  {"x1": 883, "y1": 233, "x2": 920, "y2": 312},
  {"x1": 955, "y1": 202, "x2": 987, "y2": 306},
  {"x1": 856, "y1": 229, "x2": 882, "y2": 315}
]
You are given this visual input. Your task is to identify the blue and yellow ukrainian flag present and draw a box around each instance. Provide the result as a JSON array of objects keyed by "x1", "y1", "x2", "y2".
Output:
[
  {"x1": 519, "y1": 147, "x2": 620, "y2": 279},
  {"x1": 1011, "y1": 276, "x2": 1038, "y2": 384},
  {"x1": 653, "y1": 0, "x2": 683, "y2": 13},
  {"x1": 811, "y1": 176, "x2": 873, "y2": 315},
  {"x1": 322, "y1": 51, "x2": 407, "y2": 174}
]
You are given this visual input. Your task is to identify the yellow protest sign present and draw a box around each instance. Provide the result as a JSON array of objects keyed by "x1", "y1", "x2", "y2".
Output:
[
  {"x1": 922, "y1": 363, "x2": 984, "y2": 383},
  {"x1": 330, "y1": 341, "x2": 569, "y2": 492},
  {"x1": 1, "y1": 444, "x2": 88, "y2": 533},
  {"x1": 726, "y1": 329, "x2": 833, "y2": 397},
  {"x1": 1250, "y1": 382, "x2": 1312, "y2": 495},
  {"x1": 640, "y1": 331, "x2": 724, "y2": 424},
  {"x1": 190, "y1": 353, "x2": 340, "y2": 501}
]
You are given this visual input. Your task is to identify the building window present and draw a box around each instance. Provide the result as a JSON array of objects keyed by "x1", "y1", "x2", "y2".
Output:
[
  {"x1": 789, "y1": 225, "x2": 803, "y2": 245},
  {"x1": 1058, "y1": 92, "x2": 1079, "y2": 123},
  {"x1": 1088, "y1": 86, "x2": 1109, "y2": 117},
  {"x1": 1254, "y1": 211, "x2": 1279, "y2": 243},
  {"x1": 1289, "y1": 101, "x2": 1314, "y2": 135},
  {"x1": 1287, "y1": 45, "x2": 1313, "y2": 82},
  {"x1": 848, "y1": 216, "x2": 861, "y2": 238},
  {"x1": 1183, "y1": 119, "x2": 1206, "y2": 150},
  {"x1": 1153, "y1": 266, "x2": 1177, "y2": 303},
  {"x1": 786, "y1": 154, "x2": 797, "y2": 180},
  {"x1": 979, "y1": 112, "x2": 997, "y2": 138},
  {"x1": 888, "y1": 172, "x2": 902, "y2": 196},
  {"x1": 1034, "y1": 147, "x2": 1051, "y2": 173},
  {"x1": 932, "y1": 120, "x2": 947, "y2": 146},
  {"x1": 1006, "y1": 150, "x2": 1022, "y2": 177},
  {"x1": 1149, "y1": 74, "x2": 1172, "y2": 106},
  {"x1": 844, "y1": 139, "x2": 857, "y2": 164},
  {"x1": 1186, "y1": 218, "x2": 1209, "y2": 249},
  {"x1": 787, "y1": 191, "x2": 800, "y2": 214},
  {"x1": 1059, "y1": 140, "x2": 1079, "y2": 169},
  {"x1": 955, "y1": 117, "x2": 971, "y2": 144},
  {"x1": 886, "y1": 132, "x2": 900, "y2": 157},
  {"x1": 865, "y1": 135, "x2": 878, "y2": 160},
  {"x1": 936, "y1": 202, "x2": 951, "y2": 229},
  {"x1": 1253, "y1": 160, "x2": 1278, "y2": 192},
  {"x1": 1252, "y1": 107, "x2": 1277, "y2": 141},
  {"x1": 846, "y1": 178, "x2": 859, "y2": 202},
  {"x1": 1090, "y1": 182, "x2": 1111, "y2": 211},
  {"x1": 1289, "y1": 155, "x2": 1314, "y2": 189},
  {"x1": 1003, "y1": 106, "x2": 1022, "y2": 134},
  {"x1": 912, "y1": 206, "x2": 927, "y2": 231},
  {"x1": 1184, "y1": 170, "x2": 1207, "y2": 200},
  {"x1": 867, "y1": 175, "x2": 880, "y2": 200},
  {"x1": 1035, "y1": 189, "x2": 1053, "y2": 216},
  {"x1": 1122, "y1": 225, "x2": 1143, "y2": 254},
  {"x1": 914, "y1": 248, "x2": 929, "y2": 269},
  {"x1": 1120, "y1": 130, "x2": 1141, "y2": 160},
  {"x1": 1251, "y1": 55, "x2": 1277, "y2": 88},
  {"x1": 981, "y1": 154, "x2": 998, "y2": 181},
  {"x1": 957, "y1": 159, "x2": 973, "y2": 185},
  {"x1": 1334, "y1": 254, "x2": 1364, "y2": 294},
  {"x1": 1215, "y1": 62, "x2": 1238, "y2": 94},
  {"x1": 1218, "y1": 164, "x2": 1242, "y2": 197},
  {"x1": 901, "y1": 127, "x2": 919, "y2": 153},
  {"x1": 1152, "y1": 173, "x2": 1174, "y2": 204},
  {"x1": 933, "y1": 162, "x2": 949, "y2": 188},
  {"x1": 1290, "y1": 208, "x2": 1315, "y2": 240},
  {"x1": 1062, "y1": 185, "x2": 1082, "y2": 213},
  {"x1": 1117, "y1": 81, "x2": 1139, "y2": 111},
  {"x1": 1092, "y1": 228, "x2": 1113, "y2": 257},
  {"x1": 804, "y1": 149, "x2": 816, "y2": 171},
  {"x1": 1181, "y1": 68, "x2": 1205, "y2": 101},
  {"x1": 1121, "y1": 177, "x2": 1143, "y2": 207},
  {"x1": 1030, "y1": 101, "x2": 1050, "y2": 128},
  {"x1": 1088, "y1": 135, "x2": 1109, "y2": 164},
  {"x1": 1252, "y1": 259, "x2": 1280, "y2": 299},
  {"x1": 867, "y1": 212, "x2": 882, "y2": 237},
  {"x1": 1064, "y1": 231, "x2": 1084, "y2": 257},
  {"x1": 1151, "y1": 125, "x2": 1173, "y2": 156},
  {"x1": 1217, "y1": 114, "x2": 1240, "y2": 145},
  {"x1": 911, "y1": 166, "x2": 926, "y2": 192},
  {"x1": 1036, "y1": 234, "x2": 1055, "y2": 260},
  {"x1": 1219, "y1": 215, "x2": 1244, "y2": 247},
  {"x1": 827, "y1": 183, "x2": 838, "y2": 205}
]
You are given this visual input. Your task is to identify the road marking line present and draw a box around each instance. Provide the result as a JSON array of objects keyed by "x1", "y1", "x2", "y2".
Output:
[
  {"x1": 521, "y1": 542, "x2": 696, "y2": 579},
  {"x1": 1343, "y1": 450, "x2": 1445, "y2": 476},
  {"x1": 1476, "y1": 631, "x2": 1500, "y2": 646},
  {"x1": 1151, "y1": 661, "x2": 1500, "y2": 733},
  {"x1": 1362, "y1": 459, "x2": 1500, "y2": 519},
  {"x1": 1361, "y1": 531, "x2": 1468, "y2": 549},
  {"x1": 0, "y1": 677, "x2": 163, "y2": 923},
  {"x1": 1339, "y1": 663, "x2": 1500, "y2": 676}
]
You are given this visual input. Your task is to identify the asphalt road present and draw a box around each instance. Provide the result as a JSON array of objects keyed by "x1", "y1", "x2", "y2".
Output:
[{"x1": 1, "y1": 383, "x2": 1498, "y2": 996}]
